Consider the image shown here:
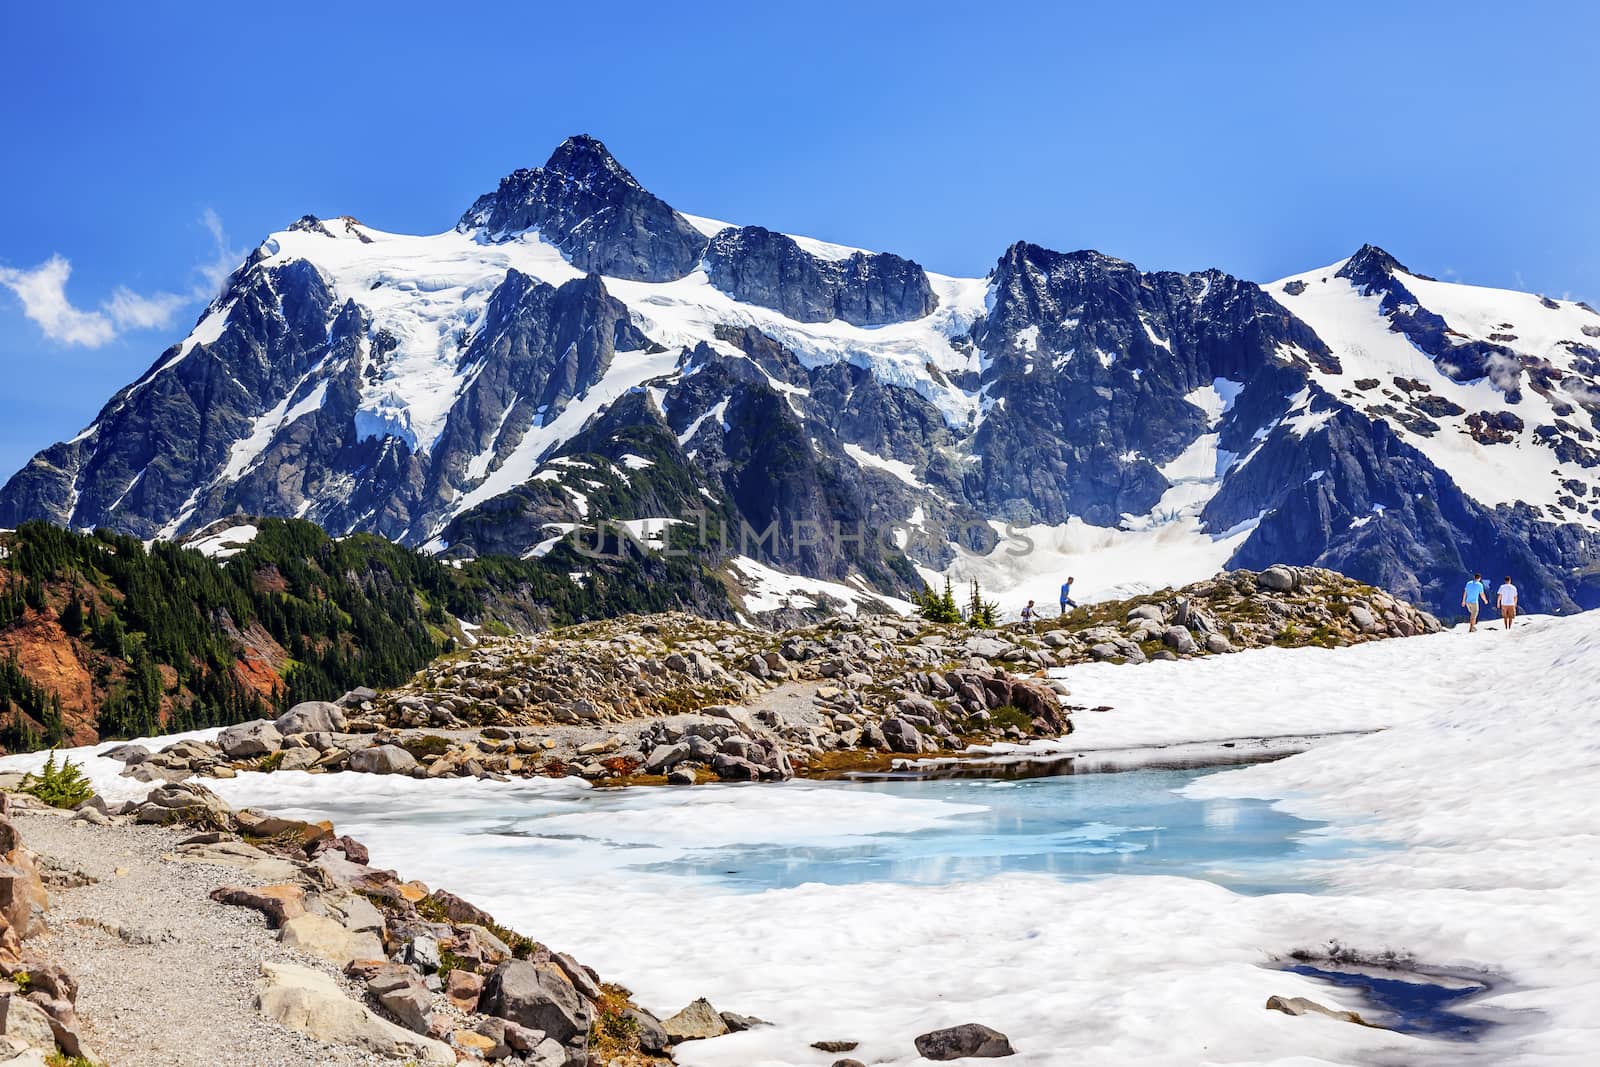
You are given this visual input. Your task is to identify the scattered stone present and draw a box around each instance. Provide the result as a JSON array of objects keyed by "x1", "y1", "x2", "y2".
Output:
[
  {"x1": 1265, "y1": 994, "x2": 1368, "y2": 1025},
  {"x1": 209, "y1": 884, "x2": 307, "y2": 928},
  {"x1": 348, "y1": 745, "x2": 419, "y2": 775},
  {"x1": 812, "y1": 1038, "x2": 859, "y2": 1052},
  {"x1": 255, "y1": 961, "x2": 452, "y2": 1065},
  {"x1": 218, "y1": 719, "x2": 284, "y2": 759},
  {"x1": 914, "y1": 1022, "x2": 1015, "y2": 1059},
  {"x1": 481, "y1": 960, "x2": 590, "y2": 1044},
  {"x1": 277, "y1": 913, "x2": 385, "y2": 967},
  {"x1": 446, "y1": 968, "x2": 485, "y2": 1012},
  {"x1": 276, "y1": 700, "x2": 348, "y2": 735},
  {"x1": 663, "y1": 997, "x2": 730, "y2": 1042}
]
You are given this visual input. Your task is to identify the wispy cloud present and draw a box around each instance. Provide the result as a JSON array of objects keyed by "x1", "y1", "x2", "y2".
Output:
[
  {"x1": 195, "y1": 207, "x2": 244, "y2": 297},
  {"x1": 0, "y1": 211, "x2": 245, "y2": 348}
]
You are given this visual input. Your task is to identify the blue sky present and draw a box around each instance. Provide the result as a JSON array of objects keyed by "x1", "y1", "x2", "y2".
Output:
[{"x1": 3, "y1": 1, "x2": 1597, "y2": 477}]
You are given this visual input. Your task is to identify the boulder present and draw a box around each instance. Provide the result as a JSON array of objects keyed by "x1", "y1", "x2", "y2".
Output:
[
  {"x1": 276, "y1": 700, "x2": 348, "y2": 735},
  {"x1": 880, "y1": 717, "x2": 925, "y2": 754},
  {"x1": 276, "y1": 747, "x2": 320, "y2": 772},
  {"x1": 170, "y1": 839, "x2": 299, "y2": 880},
  {"x1": 278, "y1": 913, "x2": 385, "y2": 967},
  {"x1": 1258, "y1": 566, "x2": 1296, "y2": 592},
  {"x1": 0, "y1": 992, "x2": 57, "y2": 1049},
  {"x1": 218, "y1": 719, "x2": 283, "y2": 759},
  {"x1": 662, "y1": 997, "x2": 730, "y2": 1042},
  {"x1": 98, "y1": 743, "x2": 150, "y2": 764},
  {"x1": 378, "y1": 983, "x2": 433, "y2": 1033},
  {"x1": 1162, "y1": 626, "x2": 1198, "y2": 654},
  {"x1": 255, "y1": 961, "x2": 452, "y2": 1065},
  {"x1": 1205, "y1": 634, "x2": 1233, "y2": 654},
  {"x1": 628, "y1": 1005, "x2": 670, "y2": 1052},
  {"x1": 135, "y1": 782, "x2": 232, "y2": 828},
  {"x1": 0, "y1": 858, "x2": 48, "y2": 940},
  {"x1": 348, "y1": 746, "x2": 419, "y2": 775},
  {"x1": 913, "y1": 1022, "x2": 1015, "y2": 1059},
  {"x1": 209, "y1": 884, "x2": 306, "y2": 927},
  {"x1": 481, "y1": 960, "x2": 590, "y2": 1044},
  {"x1": 446, "y1": 969, "x2": 485, "y2": 1012},
  {"x1": 644, "y1": 742, "x2": 689, "y2": 774},
  {"x1": 337, "y1": 687, "x2": 378, "y2": 708}
]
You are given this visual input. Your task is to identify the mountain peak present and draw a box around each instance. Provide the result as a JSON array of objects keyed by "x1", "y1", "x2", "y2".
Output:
[{"x1": 540, "y1": 134, "x2": 638, "y2": 190}]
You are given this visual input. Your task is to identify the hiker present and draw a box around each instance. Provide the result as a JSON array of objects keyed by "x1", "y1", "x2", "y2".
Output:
[
  {"x1": 1020, "y1": 599, "x2": 1040, "y2": 623},
  {"x1": 1496, "y1": 576, "x2": 1518, "y2": 629},
  {"x1": 1059, "y1": 576, "x2": 1078, "y2": 615},
  {"x1": 1462, "y1": 572, "x2": 1489, "y2": 632}
]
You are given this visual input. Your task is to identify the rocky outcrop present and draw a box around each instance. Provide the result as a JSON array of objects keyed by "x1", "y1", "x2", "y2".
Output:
[
  {"x1": 458, "y1": 135, "x2": 708, "y2": 282},
  {"x1": 255, "y1": 961, "x2": 454, "y2": 1065},
  {"x1": 704, "y1": 226, "x2": 938, "y2": 326}
]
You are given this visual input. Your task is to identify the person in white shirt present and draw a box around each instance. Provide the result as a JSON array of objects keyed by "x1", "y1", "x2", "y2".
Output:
[{"x1": 1496, "y1": 576, "x2": 1518, "y2": 629}]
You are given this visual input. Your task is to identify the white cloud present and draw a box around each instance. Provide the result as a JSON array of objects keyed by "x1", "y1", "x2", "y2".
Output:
[
  {"x1": 0, "y1": 211, "x2": 245, "y2": 348},
  {"x1": 0, "y1": 255, "x2": 118, "y2": 346},
  {"x1": 194, "y1": 207, "x2": 244, "y2": 297},
  {"x1": 105, "y1": 286, "x2": 188, "y2": 330}
]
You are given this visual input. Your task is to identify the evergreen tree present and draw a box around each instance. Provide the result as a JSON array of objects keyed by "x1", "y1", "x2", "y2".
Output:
[
  {"x1": 60, "y1": 592, "x2": 85, "y2": 636},
  {"x1": 966, "y1": 578, "x2": 999, "y2": 628}
]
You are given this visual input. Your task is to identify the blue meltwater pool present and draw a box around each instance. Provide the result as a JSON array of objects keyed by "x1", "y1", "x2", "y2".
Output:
[{"x1": 229, "y1": 764, "x2": 1348, "y2": 897}]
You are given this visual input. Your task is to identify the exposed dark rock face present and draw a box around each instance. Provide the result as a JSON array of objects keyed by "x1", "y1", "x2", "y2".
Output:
[
  {"x1": 704, "y1": 226, "x2": 938, "y2": 326},
  {"x1": 457, "y1": 135, "x2": 707, "y2": 282},
  {"x1": 964, "y1": 242, "x2": 1335, "y2": 525},
  {"x1": 4, "y1": 138, "x2": 1597, "y2": 621}
]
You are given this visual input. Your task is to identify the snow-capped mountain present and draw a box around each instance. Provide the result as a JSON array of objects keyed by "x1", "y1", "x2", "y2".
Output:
[{"x1": 3, "y1": 136, "x2": 1598, "y2": 617}]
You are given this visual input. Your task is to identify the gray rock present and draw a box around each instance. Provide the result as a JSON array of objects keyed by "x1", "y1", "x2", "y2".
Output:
[
  {"x1": 913, "y1": 1022, "x2": 1016, "y2": 1059},
  {"x1": 1204, "y1": 633, "x2": 1233, "y2": 654},
  {"x1": 255, "y1": 961, "x2": 452, "y2": 1065},
  {"x1": 880, "y1": 717, "x2": 925, "y2": 754},
  {"x1": 135, "y1": 782, "x2": 232, "y2": 827},
  {"x1": 337, "y1": 686, "x2": 378, "y2": 707},
  {"x1": 481, "y1": 960, "x2": 590, "y2": 1044},
  {"x1": 348, "y1": 745, "x2": 419, "y2": 775},
  {"x1": 276, "y1": 700, "x2": 347, "y2": 735},
  {"x1": 1162, "y1": 626, "x2": 1198, "y2": 654},
  {"x1": 275, "y1": 747, "x2": 320, "y2": 772},
  {"x1": 218, "y1": 719, "x2": 283, "y2": 759},
  {"x1": 1258, "y1": 566, "x2": 1297, "y2": 592},
  {"x1": 99, "y1": 743, "x2": 150, "y2": 764},
  {"x1": 666, "y1": 767, "x2": 697, "y2": 786},
  {"x1": 1348, "y1": 605, "x2": 1376, "y2": 631},
  {"x1": 627, "y1": 1005, "x2": 670, "y2": 1052},
  {"x1": 644, "y1": 741, "x2": 689, "y2": 774},
  {"x1": 0, "y1": 992, "x2": 57, "y2": 1049},
  {"x1": 378, "y1": 983, "x2": 433, "y2": 1033}
]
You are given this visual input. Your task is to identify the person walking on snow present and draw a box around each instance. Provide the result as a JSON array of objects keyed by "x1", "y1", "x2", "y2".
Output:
[
  {"x1": 1059, "y1": 577, "x2": 1078, "y2": 616},
  {"x1": 1496, "y1": 576, "x2": 1519, "y2": 629},
  {"x1": 1462, "y1": 572, "x2": 1489, "y2": 632}
]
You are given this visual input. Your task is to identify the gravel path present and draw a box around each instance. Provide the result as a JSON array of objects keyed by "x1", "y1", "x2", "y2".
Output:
[{"x1": 14, "y1": 808, "x2": 395, "y2": 1067}]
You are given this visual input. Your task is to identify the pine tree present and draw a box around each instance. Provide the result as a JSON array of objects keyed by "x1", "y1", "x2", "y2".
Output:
[
  {"x1": 966, "y1": 578, "x2": 999, "y2": 628},
  {"x1": 60, "y1": 592, "x2": 84, "y2": 637}
]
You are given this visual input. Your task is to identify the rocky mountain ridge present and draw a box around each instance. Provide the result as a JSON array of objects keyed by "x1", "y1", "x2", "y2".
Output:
[{"x1": 3, "y1": 135, "x2": 1597, "y2": 618}]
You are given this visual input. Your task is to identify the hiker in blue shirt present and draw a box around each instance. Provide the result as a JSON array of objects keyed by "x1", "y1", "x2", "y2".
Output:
[
  {"x1": 1059, "y1": 576, "x2": 1078, "y2": 616},
  {"x1": 1462, "y1": 572, "x2": 1488, "y2": 632}
]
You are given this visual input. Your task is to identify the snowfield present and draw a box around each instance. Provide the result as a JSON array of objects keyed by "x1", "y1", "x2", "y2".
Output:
[{"x1": 6, "y1": 610, "x2": 1598, "y2": 1064}]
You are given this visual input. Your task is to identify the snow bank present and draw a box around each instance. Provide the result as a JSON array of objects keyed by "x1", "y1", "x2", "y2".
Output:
[{"x1": 5, "y1": 613, "x2": 1597, "y2": 1064}]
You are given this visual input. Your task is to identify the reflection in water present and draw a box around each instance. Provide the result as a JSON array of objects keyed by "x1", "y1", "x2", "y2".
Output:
[{"x1": 1284, "y1": 965, "x2": 1498, "y2": 1040}]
